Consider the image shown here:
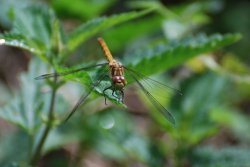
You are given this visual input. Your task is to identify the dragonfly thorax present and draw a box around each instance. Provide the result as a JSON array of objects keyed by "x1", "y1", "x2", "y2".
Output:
[{"x1": 109, "y1": 60, "x2": 126, "y2": 89}]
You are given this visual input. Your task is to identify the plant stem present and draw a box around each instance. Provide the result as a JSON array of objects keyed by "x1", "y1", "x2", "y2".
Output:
[{"x1": 30, "y1": 76, "x2": 58, "y2": 166}]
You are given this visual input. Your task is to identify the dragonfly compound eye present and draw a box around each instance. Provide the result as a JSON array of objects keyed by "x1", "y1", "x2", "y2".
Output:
[{"x1": 113, "y1": 76, "x2": 126, "y2": 85}]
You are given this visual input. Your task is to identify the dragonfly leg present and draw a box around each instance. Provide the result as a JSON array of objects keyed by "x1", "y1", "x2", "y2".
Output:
[
  {"x1": 103, "y1": 86, "x2": 112, "y2": 105},
  {"x1": 112, "y1": 90, "x2": 122, "y2": 100},
  {"x1": 105, "y1": 97, "x2": 107, "y2": 105},
  {"x1": 112, "y1": 90, "x2": 117, "y2": 98},
  {"x1": 120, "y1": 90, "x2": 124, "y2": 103},
  {"x1": 111, "y1": 90, "x2": 124, "y2": 103}
]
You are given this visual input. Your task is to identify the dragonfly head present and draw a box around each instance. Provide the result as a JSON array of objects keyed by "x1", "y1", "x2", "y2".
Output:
[
  {"x1": 112, "y1": 76, "x2": 126, "y2": 89},
  {"x1": 109, "y1": 60, "x2": 126, "y2": 89}
]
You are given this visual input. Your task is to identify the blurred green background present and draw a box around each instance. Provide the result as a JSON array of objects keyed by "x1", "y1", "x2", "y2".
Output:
[{"x1": 0, "y1": 0, "x2": 249, "y2": 167}]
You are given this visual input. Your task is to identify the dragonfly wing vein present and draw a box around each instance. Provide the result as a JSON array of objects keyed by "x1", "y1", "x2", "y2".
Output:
[
  {"x1": 35, "y1": 63, "x2": 108, "y2": 80},
  {"x1": 126, "y1": 70, "x2": 176, "y2": 125},
  {"x1": 124, "y1": 67, "x2": 182, "y2": 95},
  {"x1": 64, "y1": 87, "x2": 94, "y2": 122},
  {"x1": 64, "y1": 68, "x2": 109, "y2": 122}
]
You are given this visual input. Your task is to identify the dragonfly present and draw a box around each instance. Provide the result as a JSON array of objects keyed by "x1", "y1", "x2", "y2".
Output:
[{"x1": 35, "y1": 37, "x2": 181, "y2": 124}]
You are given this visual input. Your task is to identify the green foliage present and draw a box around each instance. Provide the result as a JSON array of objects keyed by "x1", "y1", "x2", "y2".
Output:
[
  {"x1": 44, "y1": 109, "x2": 165, "y2": 166},
  {"x1": 211, "y1": 107, "x2": 250, "y2": 142},
  {"x1": 143, "y1": 72, "x2": 232, "y2": 166},
  {"x1": 52, "y1": 0, "x2": 115, "y2": 20},
  {"x1": 0, "y1": 58, "x2": 69, "y2": 166},
  {"x1": 192, "y1": 146, "x2": 250, "y2": 167},
  {"x1": 0, "y1": 5, "x2": 63, "y2": 63},
  {"x1": 102, "y1": 14, "x2": 162, "y2": 52},
  {"x1": 11, "y1": 6, "x2": 55, "y2": 50},
  {"x1": 129, "y1": 1, "x2": 226, "y2": 44},
  {"x1": 152, "y1": 72, "x2": 229, "y2": 145},
  {"x1": 0, "y1": 0, "x2": 34, "y2": 28},
  {"x1": 67, "y1": 9, "x2": 153, "y2": 51},
  {"x1": 0, "y1": 1, "x2": 245, "y2": 167},
  {"x1": 84, "y1": 109, "x2": 151, "y2": 161},
  {"x1": 0, "y1": 33, "x2": 38, "y2": 54},
  {"x1": 209, "y1": 0, "x2": 250, "y2": 63},
  {"x1": 51, "y1": 33, "x2": 241, "y2": 106},
  {"x1": 125, "y1": 34, "x2": 241, "y2": 79},
  {"x1": 0, "y1": 58, "x2": 69, "y2": 134},
  {"x1": 172, "y1": 73, "x2": 228, "y2": 140},
  {"x1": 0, "y1": 131, "x2": 31, "y2": 167},
  {"x1": 222, "y1": 55, "x2": 250, "y2": 75},
  {"x1": 0, "y1": 59, "x2": 51, "y2": 134}
]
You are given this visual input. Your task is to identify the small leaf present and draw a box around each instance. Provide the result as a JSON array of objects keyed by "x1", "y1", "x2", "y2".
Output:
[{"x1": 67, "y1": 9, "x2": 153, "y2": 51}]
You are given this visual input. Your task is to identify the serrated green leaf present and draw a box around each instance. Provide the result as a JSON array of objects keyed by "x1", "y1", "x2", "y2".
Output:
[
  {"x1": 11, "y1": 5, "x2": 55, "y2": 49},
  {"x1": 4, "y1": 4, "x2": 64, "y2": 62},
  {"x1": 67, "y1": 9, "x2": 153, "y2": 51},
  {"x1": 53, "y1": 64, "x2": 95, "y2": 86},
  {"x1": 0, "y1": 33, "x2": 39, "y2": 54},
  {"x1": 125, "y1": 33, "x2": 241, "y2": 77}
]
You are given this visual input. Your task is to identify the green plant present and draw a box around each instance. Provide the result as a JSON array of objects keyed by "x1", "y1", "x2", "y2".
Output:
[{"x1": 0, "y1": 2, "x2": 241, "y2": 167}]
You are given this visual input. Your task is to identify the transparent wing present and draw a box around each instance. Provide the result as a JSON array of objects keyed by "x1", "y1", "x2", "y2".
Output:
[
  {"x1": 63, "y1": 87, "x2": 94, "y2": 122},
  {"x1": 124, "y1": 67, "x2": 182, "y2": 96},
  {"x1": 124, "y1": 67, "x2": 178, "y2": 125},
  {"x1": 35, "y1": 63, "x2": 108, "y2": 80},
  {"x1": 64, "y1": 68, "x2": 109, "y2": 122}
]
